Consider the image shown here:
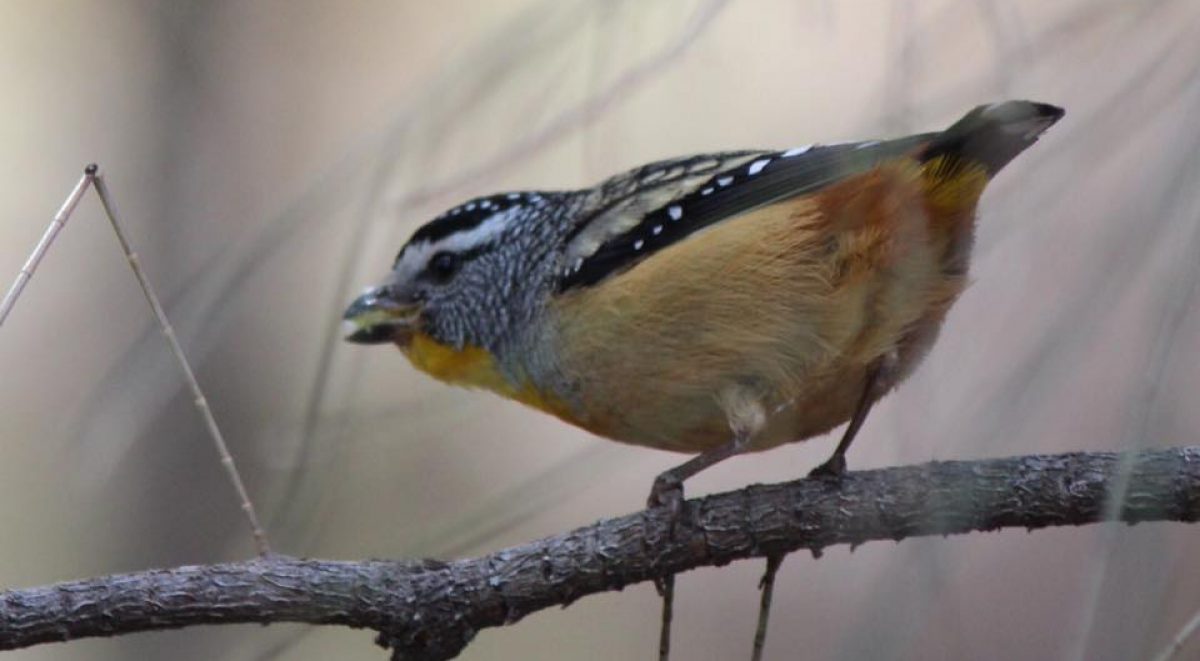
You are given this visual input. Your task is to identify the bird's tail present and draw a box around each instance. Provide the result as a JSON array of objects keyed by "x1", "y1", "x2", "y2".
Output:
[{"x1": 920, "y1": 100, "x2": 1065, "y2": 176}]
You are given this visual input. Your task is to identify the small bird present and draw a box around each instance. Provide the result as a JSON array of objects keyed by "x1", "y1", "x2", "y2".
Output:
[{"x1": 343, "y1": 100, "x2": 1063, "y2": 509}]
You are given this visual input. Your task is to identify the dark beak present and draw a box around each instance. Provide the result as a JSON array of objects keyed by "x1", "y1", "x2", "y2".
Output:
[{"x1": 342, "y1": 286, "x2": 418, "y2": 345}]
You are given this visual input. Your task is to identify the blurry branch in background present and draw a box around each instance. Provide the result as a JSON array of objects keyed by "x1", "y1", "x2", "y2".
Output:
[
  {"x1": 0, "y1": 447, "x2": 1197, "y2": 661},
  {"x1": 0, "y1": 166, "x2": 271, "y2": 556},
  {"x1": 403, "y1": 0, "x2": 730, "y2": 207}
]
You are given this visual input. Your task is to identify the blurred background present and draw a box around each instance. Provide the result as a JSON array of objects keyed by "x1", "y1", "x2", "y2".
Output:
[{"x1": 1, "y1": 1, "x2": 1198, "y2": 659}]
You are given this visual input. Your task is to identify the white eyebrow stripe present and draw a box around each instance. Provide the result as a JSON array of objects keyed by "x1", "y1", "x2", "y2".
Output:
[{"x1": 393, "y1": 207, "x2": 517, "y2": 280}]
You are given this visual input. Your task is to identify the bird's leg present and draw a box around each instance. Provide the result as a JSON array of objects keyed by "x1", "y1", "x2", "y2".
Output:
[
  {"x1": 649, "y1": 431, "x2": 751, "y2": 661},
  {"x1": 649, "y1": 384, "x2": 765, "y2": 511},
  {"x1": 751, "y1": 554, "x2": 785, "y2": 661},
  {"x1": 809, "y1": 359, "x2": 887, "y2": 478},
  {"x1": 650, "y1": 388, "x2": 763, "y2": 661},
  {"x1": 646, "y1": 430, "x2": 752, "y2": 511},
  {"x1": 647, "y1": 431, "x2": 752, "y2": 589},
  {"x1": 745, "y1": 364, "x2": 886, "y2": 658}
]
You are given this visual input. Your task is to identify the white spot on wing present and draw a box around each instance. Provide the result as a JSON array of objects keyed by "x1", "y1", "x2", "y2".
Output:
[
  {"x1": 640, "y1": 169, "x2": 667, "y2": 184},
  {"x1": 857, "y1": 140, "x2": 881, "y2": 149},
  {"x1": 667, "y1": 205, "x2": 683, "y2": 221},
  {"x1": 507, "y1": 192, "x2": 521, "y2": 200},
  {"x1": 652, "y1": 224, "x2": 663, "y2": 235},
  {"x1": 633, "y1": 239, "x2": 644, "y2": 250},
  {"x1": 747, "y1": 158, "x2": 770, "y2": 175},
  {"x1": 717, "y1": 176, "x2": 733, "y2": 187},
  {"x1": 781, "y1": 145, "x2": 812, "y2": 157},
  {"x1": 701, "y1": 187, "x2": 714, "y2": 196},
  {"x1": 466, "y1": 203, "x2": 476, "y2": 211},
  {"x1": 564, "y1": 156, "x2": 760, "y2": 265}
]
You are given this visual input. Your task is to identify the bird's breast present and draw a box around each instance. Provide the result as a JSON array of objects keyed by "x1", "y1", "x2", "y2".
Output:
[{"x1": 402, "y1": 331, "x2": 578, "y2": 423}]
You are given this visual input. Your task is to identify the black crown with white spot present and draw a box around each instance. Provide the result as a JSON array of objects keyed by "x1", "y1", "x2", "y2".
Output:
[{"x1": 410, "y1": 191, "x2": 549, "y2": 247}]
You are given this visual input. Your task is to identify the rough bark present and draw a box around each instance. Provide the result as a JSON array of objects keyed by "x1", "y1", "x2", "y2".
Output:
[{"x1": 1, "y1": 447, "x2": 1197, "y2": 660}]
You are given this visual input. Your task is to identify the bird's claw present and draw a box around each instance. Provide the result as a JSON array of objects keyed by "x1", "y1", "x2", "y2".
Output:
[
  {"x1": 648, "y1": 473, "x2": 684, "y2": 514},
  {"x1": 648, "y1": 473, "x2": 685, "y2": 599},
  {"x1": 808, "y1": 454, "x2": 847, "y2": 479}
]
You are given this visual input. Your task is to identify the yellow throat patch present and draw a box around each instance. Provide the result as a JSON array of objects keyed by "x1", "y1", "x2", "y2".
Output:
[{"x1": 402, "y1": 331, "x2": 574, "y2": 423}]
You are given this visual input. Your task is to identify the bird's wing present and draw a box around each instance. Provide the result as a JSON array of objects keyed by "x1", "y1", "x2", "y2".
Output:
[{"x1": 558, "y1": 134, "x2": 936, "y2": 291}]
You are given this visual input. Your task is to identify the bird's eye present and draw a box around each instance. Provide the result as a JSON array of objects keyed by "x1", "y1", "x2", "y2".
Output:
[{"x1": 427, "y1": 251, "x2": 460, "y2": 283}]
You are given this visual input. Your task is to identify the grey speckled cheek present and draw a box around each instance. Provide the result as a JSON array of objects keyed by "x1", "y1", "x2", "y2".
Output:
[{"x1": 414, "y1": 193, "x2": 586, "y2": 362}]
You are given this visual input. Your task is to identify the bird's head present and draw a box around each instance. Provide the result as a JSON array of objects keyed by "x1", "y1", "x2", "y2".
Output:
[{"x1": 342, "y1": 192, "x2": 570, "y2": 354}]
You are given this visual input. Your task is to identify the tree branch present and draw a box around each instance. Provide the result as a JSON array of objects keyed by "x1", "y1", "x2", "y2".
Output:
[{"x1": 2, "y1": 447, "x2": 1198, "y2": 660}]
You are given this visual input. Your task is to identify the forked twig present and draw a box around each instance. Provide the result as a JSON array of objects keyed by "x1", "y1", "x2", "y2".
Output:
[{"x1": 1, "y1": 164, "x2": 271, "y2": 556}]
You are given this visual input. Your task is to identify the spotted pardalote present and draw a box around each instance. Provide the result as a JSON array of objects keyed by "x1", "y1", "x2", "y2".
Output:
[{"x1": 343, "y1": 100, "x2": 1064, "y2": 505}]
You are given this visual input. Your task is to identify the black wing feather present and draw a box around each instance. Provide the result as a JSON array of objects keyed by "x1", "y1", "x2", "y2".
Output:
[{"x1": 559, "y1": 134, "x2": 935, "y2": 291}]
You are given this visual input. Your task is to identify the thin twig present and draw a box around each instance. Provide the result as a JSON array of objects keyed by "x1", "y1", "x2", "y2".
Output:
[
  {"x1": 752, "y1": 555, "x2": 785, "y2": 661},
  {"x1": 659, "y1": 574, "x2": 674, "y2": 661},
  {"x1": 0, "y1": 171, "x2": 92, "y2": 327},
  {"x1": 88, "y1": 167, "x2": 271, "y2": 556},
  {"x1": 1153, "y1": 608, "x2": 1200, "y2": 661}
]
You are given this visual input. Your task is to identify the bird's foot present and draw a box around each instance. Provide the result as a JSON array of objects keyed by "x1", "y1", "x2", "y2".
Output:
[
  {"x1": 647, "y1": 471, "x2": 684, "y2": 515},
  {"x1": 647, "y1": 472, "x2": 685, "y2": 601},
  {"x1": 808, "y1": 453, "x2": 847, "y2": 480}
]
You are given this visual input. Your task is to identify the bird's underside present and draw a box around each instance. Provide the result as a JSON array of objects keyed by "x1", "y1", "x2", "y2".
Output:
[{"x1": 548, "y1": 158, "x2": 976, "y2": 454}]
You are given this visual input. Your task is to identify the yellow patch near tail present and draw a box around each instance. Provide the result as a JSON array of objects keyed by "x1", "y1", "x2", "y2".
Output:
[
  {"x1": 919, "y1": 155, "x2": 990, "y2": 217},
  {"x1": 402, "y1": 332, "x2": 577, "y2": 424}
]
